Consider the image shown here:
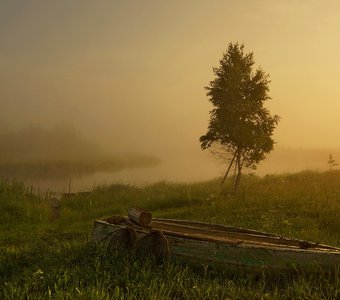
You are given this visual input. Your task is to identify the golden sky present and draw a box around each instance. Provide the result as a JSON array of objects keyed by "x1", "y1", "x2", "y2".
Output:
[{"x1": 1, "y1": 0, "x2": 340, "y2": 157}]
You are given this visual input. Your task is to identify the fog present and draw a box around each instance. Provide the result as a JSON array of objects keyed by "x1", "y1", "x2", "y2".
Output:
[{"x1": 1, "y1": 1, "x2": 340, "y2": 191}]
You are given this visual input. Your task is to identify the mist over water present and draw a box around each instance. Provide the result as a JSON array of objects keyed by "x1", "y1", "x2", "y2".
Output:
[
  {"x1": 0, "y1": 125, "x2": 161, "y2": 191},
  {"x1": 0, "y1": 123, "x2": 338, "y2": 193}
]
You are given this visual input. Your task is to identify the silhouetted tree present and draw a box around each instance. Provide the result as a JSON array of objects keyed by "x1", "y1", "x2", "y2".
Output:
[
  {"x1": 200, "y1": 43, "x2": 280, "y2": 191},
  {"x1": 328, "y1": 154, "x2": 338, "y2": 170}
]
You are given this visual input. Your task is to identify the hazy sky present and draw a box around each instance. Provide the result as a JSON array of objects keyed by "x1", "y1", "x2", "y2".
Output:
[{"x1": 1, "y1": 0, "x2": 340, "y2": 158}]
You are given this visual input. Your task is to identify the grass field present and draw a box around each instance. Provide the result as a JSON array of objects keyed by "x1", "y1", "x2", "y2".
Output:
[{"x1": 1, "y1": 170, "x2": 340, "y2": 299}]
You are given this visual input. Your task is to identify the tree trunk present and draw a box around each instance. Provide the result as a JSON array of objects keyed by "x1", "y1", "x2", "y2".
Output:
[
  {"x1": 234, "y1": 169, "x2": 242, "y2": 191},
  {"x1": 232, "y1": 164, "x2": 239, "y2": 191},
  {"x1": 233, "y1": 150, "x2": 243, "y2": 191},
  {"x1": 219, "y1": 152, "x2": 237, "y2": 191}
]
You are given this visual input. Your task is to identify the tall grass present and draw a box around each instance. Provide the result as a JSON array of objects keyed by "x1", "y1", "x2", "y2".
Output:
[{"x1": 1, "y1": 171, "x2": 340, "y2": 299}]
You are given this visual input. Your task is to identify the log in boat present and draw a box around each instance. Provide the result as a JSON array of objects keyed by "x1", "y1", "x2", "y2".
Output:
[{"x1": 92, "y1": 208, "x2": 340, "y2": 272}]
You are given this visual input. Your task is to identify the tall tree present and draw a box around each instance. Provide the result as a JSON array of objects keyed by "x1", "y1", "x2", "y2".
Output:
[{"x1": 200, "y1": 43, "x2": 280, "y2": 191}]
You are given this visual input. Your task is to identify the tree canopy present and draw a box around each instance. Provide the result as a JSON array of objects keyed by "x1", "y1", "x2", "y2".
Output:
[{"x1": 200, "y1": 42, "x2": 280, "y2": 190}]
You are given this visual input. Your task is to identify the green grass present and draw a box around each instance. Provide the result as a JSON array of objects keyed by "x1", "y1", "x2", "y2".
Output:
[{"x1": 1, "y1": 170, "x2": 340, "y2": 299}]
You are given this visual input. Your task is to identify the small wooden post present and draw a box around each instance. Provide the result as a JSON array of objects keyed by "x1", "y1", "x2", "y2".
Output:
[
  {"x1": 50, "y1": 197, "x2": 61, "y2": 220},
  {"x1": 128, "y1": 208, "x2": 152, "y2": 226},
  {"x1": 68, "y1": 178, "x2": 72, "y2": 194}
]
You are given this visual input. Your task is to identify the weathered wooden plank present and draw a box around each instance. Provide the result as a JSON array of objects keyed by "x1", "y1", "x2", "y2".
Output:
[
  {"x1": 167, "y1": 235, "x2": 340, "y2": 272},
  {"x1": 151, "y1": 219, "x2": 340, "y2": 251},
  {"x1": 152, "y1": 218, "x2": 279, "y2": 237},
  {"x1": 149, "y1": 220, "x2": 334, "y2": 250}
]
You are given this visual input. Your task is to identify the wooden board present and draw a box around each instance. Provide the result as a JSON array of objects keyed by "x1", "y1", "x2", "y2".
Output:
[{"x1": 150, "y1": 219, "x2": 340, "y2": 251}]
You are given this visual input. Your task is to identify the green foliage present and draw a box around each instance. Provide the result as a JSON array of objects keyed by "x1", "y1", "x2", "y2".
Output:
[
  {"x1": 200, "y1": 43, "x2": 279, "y2": 189},
  {"x1": 1, "y1": 172, "x2": 340, "y2": 299}
]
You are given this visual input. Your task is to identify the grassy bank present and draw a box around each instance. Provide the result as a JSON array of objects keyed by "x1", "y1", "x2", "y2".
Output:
[{"x1": 1, "y1": 170, "x2": 340, "y2": 299}]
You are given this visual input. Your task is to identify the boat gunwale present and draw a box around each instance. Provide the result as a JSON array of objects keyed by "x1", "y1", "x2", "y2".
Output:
[
  {"x1": 93, "y1": 220, "x2": 340, "y2": 254},
  {"x1": 152, "y1": 218, "x2": 340, "y2": 252}
]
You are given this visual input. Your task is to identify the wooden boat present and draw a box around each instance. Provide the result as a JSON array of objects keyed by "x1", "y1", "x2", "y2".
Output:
[{"x1": 92, "y1": 208, "x2": 340, "y2": 272}]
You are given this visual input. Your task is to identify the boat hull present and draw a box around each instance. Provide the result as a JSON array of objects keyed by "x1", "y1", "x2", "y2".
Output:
[{"x1": 92, "y1": 219, "x2": 340, "y2": 272}]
